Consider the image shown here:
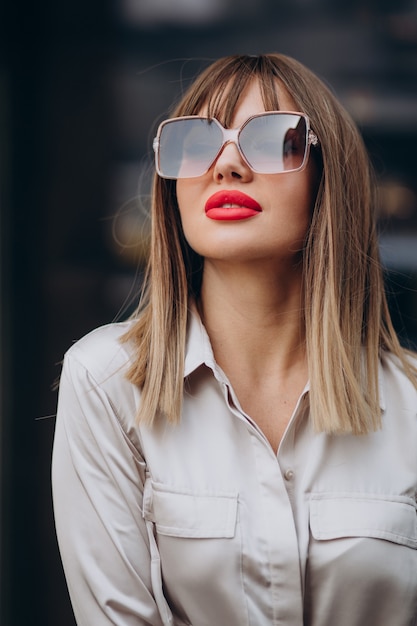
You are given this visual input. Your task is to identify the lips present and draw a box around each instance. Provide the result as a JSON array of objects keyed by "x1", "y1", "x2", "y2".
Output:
[{"x1": 204, "y1": 190, "x2": 262, "y2": 221}]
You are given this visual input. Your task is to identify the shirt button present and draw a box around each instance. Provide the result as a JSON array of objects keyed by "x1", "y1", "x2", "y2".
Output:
[{"x1": 284, "y1": 469, "x2": 295, "y2": 481}]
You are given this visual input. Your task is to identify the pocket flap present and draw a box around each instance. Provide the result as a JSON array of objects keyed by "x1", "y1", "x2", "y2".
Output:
[
  {"x1": 143, "y1": 481, "x2": 238, "y2": 538},
  {"x1": 310, "y1": 494, "x2": 417, "y2": 548}
]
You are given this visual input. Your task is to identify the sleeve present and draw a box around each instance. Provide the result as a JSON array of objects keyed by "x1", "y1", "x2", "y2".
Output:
[{"x1": 52, "y1": 351, "x2": 164, "y2": 626}]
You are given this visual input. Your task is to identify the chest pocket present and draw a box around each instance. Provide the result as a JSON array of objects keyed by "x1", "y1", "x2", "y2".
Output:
[
  {"x1": 309, "y1": 493, "x2": 417, "y2": 548},
  {"x1": 143, "y1": 479, "x2": 238, "y2": 538},
  {"x1": 141, "y1": 479, "x2": 246, "y2": 625}
]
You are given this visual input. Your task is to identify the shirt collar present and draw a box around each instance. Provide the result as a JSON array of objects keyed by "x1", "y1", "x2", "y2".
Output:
[{"x1": 184, "y1": 301, "x2": 216, "y2": 378}]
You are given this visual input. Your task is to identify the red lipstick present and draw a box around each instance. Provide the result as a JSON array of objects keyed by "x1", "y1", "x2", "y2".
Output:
[{"x1": 205, "y1": 190, "x2": 262, "y2": 221}]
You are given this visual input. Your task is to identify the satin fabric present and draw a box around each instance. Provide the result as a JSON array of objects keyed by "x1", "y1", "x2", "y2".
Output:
[{"x1": 52, "y1": 309, "x2": 417, "y2": 625}]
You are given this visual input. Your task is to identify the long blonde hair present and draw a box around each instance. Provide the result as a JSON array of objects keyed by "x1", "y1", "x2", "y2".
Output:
[{"x1": 123, "y1": 53, "x2": 417, "y2": 434}]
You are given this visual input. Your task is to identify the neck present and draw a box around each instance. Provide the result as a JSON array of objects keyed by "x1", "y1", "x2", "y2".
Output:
[{"x1": 198, "y1": 259, "x2": 307, "y2": 379}]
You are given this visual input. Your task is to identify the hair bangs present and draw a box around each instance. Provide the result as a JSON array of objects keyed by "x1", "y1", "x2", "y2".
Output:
[{"x1": 173, "y1": 55, "x2": 282, "y2": 127}]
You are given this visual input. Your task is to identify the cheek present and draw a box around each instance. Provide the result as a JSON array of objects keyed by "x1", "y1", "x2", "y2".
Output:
[
  {"x1": 176, "y1": 181, "x2": 197, "y2": 223},
  {"x1": 176, "y1": 182, "x2": 204, "y2": 246},
  {"x1": 286, "y1": 165, "x2": 320, "y2": 236},
  {"x1": 306, "y1": 157, "x2": 322, "y2": 214},
  {"x1": 176, "y1": 179, "x2": 195, "y2": 205},
  {"x1": 272, "y1": 174, "x2": 315, "y2": 226}
]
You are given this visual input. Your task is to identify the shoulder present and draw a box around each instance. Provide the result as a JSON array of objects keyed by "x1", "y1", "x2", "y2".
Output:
[
  {"x1": 57, "y1": 321, "x2": 144, "y2": 438},
  {"x1": 60, "y1": 321, "x2": 142, "y2": 428},
  {"x1": 64, "y1": 321, "x2": 136, "y2": 382},
  {"x1": 380, "y1": 350, "x2": 417, "y2": 413}
]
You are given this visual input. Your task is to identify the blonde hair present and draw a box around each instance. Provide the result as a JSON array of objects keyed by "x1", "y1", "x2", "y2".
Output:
[{"x1": 123, "y1": 53, "x2": 417, "y2": 434}]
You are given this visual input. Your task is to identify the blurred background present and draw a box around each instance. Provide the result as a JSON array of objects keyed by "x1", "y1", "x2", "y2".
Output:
[{"x1": 1, "y1": 0, "x2": 417, "y2": 623}]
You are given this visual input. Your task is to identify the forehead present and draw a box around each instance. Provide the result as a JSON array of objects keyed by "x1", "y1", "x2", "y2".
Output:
[{"x1": 198, "y1": 76, "x2": 297, "y2": 127}]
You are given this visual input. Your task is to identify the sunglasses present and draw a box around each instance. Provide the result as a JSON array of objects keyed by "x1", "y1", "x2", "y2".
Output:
[{"x1": 153, "y1": 111, "x2": 319, "y2": 180}]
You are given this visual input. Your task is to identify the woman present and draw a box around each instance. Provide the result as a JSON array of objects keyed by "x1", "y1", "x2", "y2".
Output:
[{"x1": 52, "y1": 54, "x2": 417, "y2": 625}]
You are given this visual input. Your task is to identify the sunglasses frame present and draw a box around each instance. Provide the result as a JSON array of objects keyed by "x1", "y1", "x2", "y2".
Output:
[{"x1": 153, "y1": 111, "x2": 319, "y2": 180}]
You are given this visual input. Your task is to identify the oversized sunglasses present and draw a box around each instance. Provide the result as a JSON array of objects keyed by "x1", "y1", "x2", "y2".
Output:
[{"x1": 153, "y1": 111, "x2": 319, "y2": 180}]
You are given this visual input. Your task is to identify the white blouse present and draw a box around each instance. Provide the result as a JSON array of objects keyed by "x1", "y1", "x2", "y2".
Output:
[{"x1": 52, "y1": 309, "x2": 417, "y2": 626}]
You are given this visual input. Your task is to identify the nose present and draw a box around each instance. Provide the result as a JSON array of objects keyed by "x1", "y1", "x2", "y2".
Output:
[{"x1": 212, "y1": 140, "x2": 253, "y2": 182}]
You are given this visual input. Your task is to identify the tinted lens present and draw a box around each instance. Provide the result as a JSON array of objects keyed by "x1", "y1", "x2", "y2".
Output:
[
  {"x1": 239, "y1": 113, "x2": 308, "y2": 173},
  {"x1": 157, "y1": 118, "x2": 223, "y2": 179}
]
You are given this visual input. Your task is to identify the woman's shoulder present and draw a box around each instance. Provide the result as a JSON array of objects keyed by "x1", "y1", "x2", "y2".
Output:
[
  {"x1": 380, "y1": 349, "x2": 417, "y2": 410},
  {"x1": 63, "y1": 320, "x2": 137, "y2": 382},
  {"x1": 382, "y1": 347, "x2": 417, "y2": 372},
  {"x1": 57, "y1": 321, "x2": 144, "y2": 450}
]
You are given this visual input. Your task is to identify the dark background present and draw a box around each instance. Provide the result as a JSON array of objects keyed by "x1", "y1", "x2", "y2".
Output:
[{"x1": 1, "y1": 1, "x2": 417, "y2": 624}]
